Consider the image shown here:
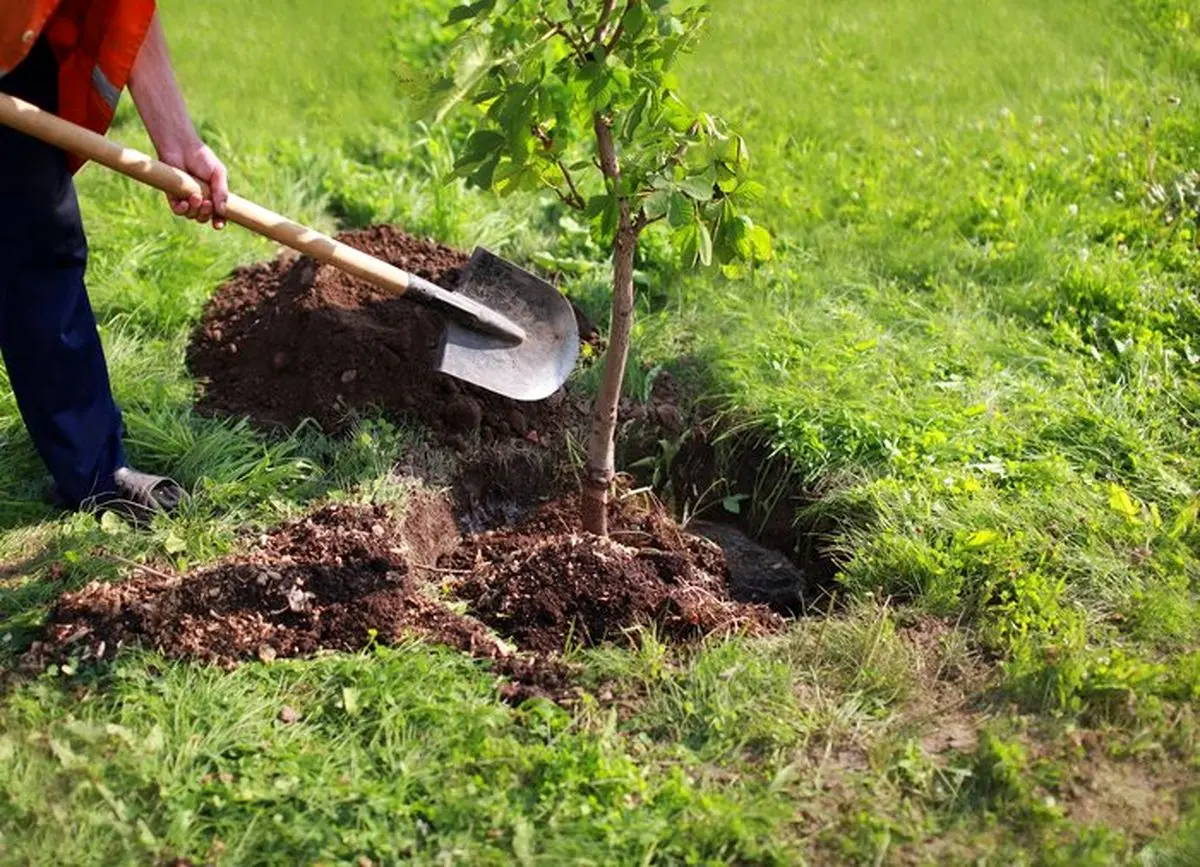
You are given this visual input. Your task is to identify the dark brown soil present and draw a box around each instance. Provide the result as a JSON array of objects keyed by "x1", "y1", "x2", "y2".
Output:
[
  {"x1": 28, "y1": 489, "x2": 780, "y2": 701},
  {"x1": 448, "y1": 491, "x2": 784, "y2": 655},
  {"x1": 26, "y1": 496, "x2": 574, "y2": 703},
  {"x1": 186, "y1": 225, "x2": 591, "y2": 442}
]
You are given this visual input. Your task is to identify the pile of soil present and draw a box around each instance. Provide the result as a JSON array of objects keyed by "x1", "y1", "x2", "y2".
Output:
[
  {"x1": 28, "y1": 491, "x2": 782, "y2": 701},
  {"x1": 186, "y1": 225, "x2": 592, "y2": 443},
  {"x1": 448, "y1": 492, "x2": 784, "y2": 654},
  {"x1": 26, "y1": 498, "x2": 573, "y2": 703}
]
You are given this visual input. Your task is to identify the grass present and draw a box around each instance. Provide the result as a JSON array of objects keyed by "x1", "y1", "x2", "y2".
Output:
[{"x1": 2, "y1": 0, "x2": 1200, "y2": 862}]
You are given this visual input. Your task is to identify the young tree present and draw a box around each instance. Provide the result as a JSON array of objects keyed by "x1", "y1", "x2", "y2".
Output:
[{"x1": 431, "y1": 0, "x2": 771, "y2": 535}]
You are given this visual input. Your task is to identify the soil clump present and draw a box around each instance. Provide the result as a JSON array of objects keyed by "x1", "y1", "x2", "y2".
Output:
[
  {"x1": 186, "y1": 225, "x2": 590, "y2": 443},
  {"x1": 448, "y1": 491, "x2": 784, "y2": 654}
]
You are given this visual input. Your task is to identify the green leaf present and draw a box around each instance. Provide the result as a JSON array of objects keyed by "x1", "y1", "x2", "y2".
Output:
[
  {"x1": 622, "y1": 89, "x2": 652, "y2": 143},
  {"x1": 341, "y1": 687, "x2": 361, "y2": 717},
  {"x1": 661, "y1": 94, "x2": 695, "y2": 131},
  {"x1": 599, "y1": 196, "x2": 621, "y2": 239},
  {"x1": 455, "y1": 130, "x2": 505, "y2": 171},
  {"x1": 467, "y1": 155, "x2": 500, "y2": 190},
  {"x1": 445, "y1": 0, "x2": 496, "y2": 25},
  {"x1": 99, "y1": 510, "x2": 128, "y2": 535},
  {"x1": 584, "y1": 195, "x2": 612, "y2": 219},
  {"x1": 718, "y1": 133, "x2": 750, "y2": 167},
  {"x1": 716, "y1": 163, "x2": 739, "y2": 192},
  {"x1": 965, "y1": 529, "x2": 1001, "y2": 549},
  {"x1": 1169, "y1": 498, "x2": 1200, "y2": 540},
  {"x1": 748, "y1": 225, "x2": 773, "y2": 261},
  {"x1": 643, "y1": 187, "x2": 672, "y2": 221},
  {"x1": 678, "y1": 167, "x2": 717, "y2": 201},
  {"x1": 668, "y1": 191, "x2": 693, "y2": 227},
  {"x1": 623, "y1": 3, "x2": 652, "y2": 40},
  {"x1": 720, "y1": 213, "x2": 752, "y2": 260},
  {"x1": 163, "y1": 533, "x2": 186, "y2": 555},
  {"x1": 674, "y1": 223, "x2": 700, "y2": 267},
  {"x1": 732, "y1": 180, "x2": 766, "y2": 206},
  {"x1": 1107, "y1": 483, "x2": 1142, "y2": 524},
  {"x1": 696, "y1": 220, "x2": 713, "y2": 266}
]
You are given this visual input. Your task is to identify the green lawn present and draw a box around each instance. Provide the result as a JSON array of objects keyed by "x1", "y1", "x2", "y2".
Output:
[{"x1": 2, "y1": 0, "x2": 1200, "y2": 863}]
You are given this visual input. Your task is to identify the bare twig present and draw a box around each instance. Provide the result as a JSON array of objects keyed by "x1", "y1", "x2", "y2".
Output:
[
  {"x1": 557, "y1": 159, "x2": 587, "y2": 209},
  {"x1": 98, "y1": 550, "x2": 179, "y2": 583},
  {"x1": 539, "y1": 14, "x2": 589, "y2": 61},
  {"x1": 547, "y1": 180, "x2": 585, "y2": 211}
]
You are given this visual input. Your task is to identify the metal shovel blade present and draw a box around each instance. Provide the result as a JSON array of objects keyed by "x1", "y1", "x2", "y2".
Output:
[{"x1": 434, "y1": 248, "x2": 581, "y2": 402}]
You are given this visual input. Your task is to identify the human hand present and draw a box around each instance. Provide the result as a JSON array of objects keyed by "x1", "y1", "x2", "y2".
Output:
[{"x1": 159, "y1": 141, "x2": 228, "y2": 229}]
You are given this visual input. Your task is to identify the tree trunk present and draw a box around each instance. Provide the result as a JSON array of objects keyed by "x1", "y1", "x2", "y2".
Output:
[
  {"x1": 581, "y1": 113, "x2": 637, "y2": 536},
  {"x1": 581, "y1": 229, "x2": 637, "y2": 535}
]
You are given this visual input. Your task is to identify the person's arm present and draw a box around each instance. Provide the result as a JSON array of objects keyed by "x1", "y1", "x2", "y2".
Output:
[{"x1": 127, "y1": 11, "x2": 227, "y2": 229}]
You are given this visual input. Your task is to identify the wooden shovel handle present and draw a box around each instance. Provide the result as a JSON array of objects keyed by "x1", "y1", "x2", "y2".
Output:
[{"x1": 0, "y1": 91, "x2": 419, "y2": 298}]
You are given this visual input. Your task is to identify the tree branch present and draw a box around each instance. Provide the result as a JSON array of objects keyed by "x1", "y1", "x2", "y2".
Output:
[
  {"x1": 593, "y1": 0, "x2": 619, "y2": 44},
  {"x1": 539, "y1": 13, "x2": 589, "y2": 61},
  {"x1": 557, "y1": 159, "x2": 587, "y2": 209},
  {"x1": 605, "y1": 0, "x2": 637, "y2": 52},
  {"x1": 594, "y1": 114, "x2": 623, "y2": 190},
  {"x1": 548, "y1": 182, "x2": 586, "y2": 211},
  {"x1": 633, "y1": 210, "x2": 664, "y2": 232}
]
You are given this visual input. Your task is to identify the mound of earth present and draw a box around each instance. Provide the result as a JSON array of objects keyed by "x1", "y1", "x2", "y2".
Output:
[
  {"x1": 28, "y1": 497, "x2": 573, "y2": 703},
  {"x1": 186, "y1": 225, "x2": 592, "y2": 442},
  {"x1": 29, "y1": 491, "x2": 781, "y2": 702},
  {"x1": 448, "y1": 493, "x2": 784, "y2": 654}
]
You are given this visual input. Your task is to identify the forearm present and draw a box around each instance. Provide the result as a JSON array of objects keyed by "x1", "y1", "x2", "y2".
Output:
[
  {"x1": 127, "y1": 11, "x2": 199, "y2": 160},
  {"x1": 125, "y1": 11, "x2": 227, "y2": 226}
]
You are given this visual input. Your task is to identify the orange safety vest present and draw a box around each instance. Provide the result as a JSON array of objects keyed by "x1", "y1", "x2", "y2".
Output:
[{"x1": 0, "y1": 0, "x2": 156, "y2": 172}]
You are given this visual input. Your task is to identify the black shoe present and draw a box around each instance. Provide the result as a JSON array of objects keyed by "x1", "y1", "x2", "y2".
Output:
[{"x1": 48, "y1": 467, "x2": 188, "y2": 524}]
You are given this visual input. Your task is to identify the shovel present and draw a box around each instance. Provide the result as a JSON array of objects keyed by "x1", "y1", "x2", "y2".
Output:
[{"x1": 0, "y1": 92, "x2": 580, "y2": 402}]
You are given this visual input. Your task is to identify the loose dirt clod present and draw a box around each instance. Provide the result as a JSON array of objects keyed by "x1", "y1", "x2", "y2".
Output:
[{"x1": 186, "y1": 225, "x2": 585, "y2": 442}]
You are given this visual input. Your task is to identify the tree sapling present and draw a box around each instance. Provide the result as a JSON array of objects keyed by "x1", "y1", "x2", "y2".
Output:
[{"x1": 432, "y1": 0, "x2": 771, "y2": 534}]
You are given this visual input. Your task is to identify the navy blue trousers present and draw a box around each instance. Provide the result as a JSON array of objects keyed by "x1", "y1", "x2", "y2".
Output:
[{"x1": 0, "y1": 37, "x2": 126, "y2": 508}]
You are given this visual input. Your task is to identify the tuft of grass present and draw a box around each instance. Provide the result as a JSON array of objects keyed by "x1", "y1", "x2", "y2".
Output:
[{"x1": 0, "y1": 647, "x2": 795, "y2": 865}]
